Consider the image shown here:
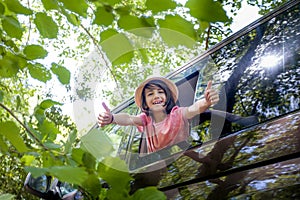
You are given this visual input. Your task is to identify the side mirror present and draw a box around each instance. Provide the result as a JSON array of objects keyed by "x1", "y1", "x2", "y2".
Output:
[{"x1": 24, "y1": 173, "x2": 83, "y2": 200}]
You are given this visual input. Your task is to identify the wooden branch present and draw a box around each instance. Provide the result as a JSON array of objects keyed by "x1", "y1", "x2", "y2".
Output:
[
  {"x1": 205, "y1": 24, "x2": 211, "y2": 50},
  {"x1": 0, "y1": 102, "x2": 49, "y2": 150},
  {"x1": 79, "y1": 24, "x2": 124, "y2": 99}
]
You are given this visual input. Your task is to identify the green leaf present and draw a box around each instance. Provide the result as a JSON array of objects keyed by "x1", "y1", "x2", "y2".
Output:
[
  {"x1": 131, "y1": 187, "x2": 166, "y2": 200},
  {"x1": 100, "y1": 28, "x2": 118, "y2": 41},
  {"x1": 26, "y1": 123, "x2": 43, "y2": 141},
  {"x1": 0, "y1": 136, "x2": 9, "y2": 153},
  {"x1": 115, "y1": 5, "x2": 131, "y2": 15},
  {"x1": 27, "y1": 63, "x2": 51, "y2": 83},
  {"x1": 199, "y1": 21, "x2": 209, "y2": 32},
  {"x1": 71, "y1": 148, "x2": 85, "y2": 165},
  {"x1": 0, "y1": 90, "x2": 3, "y2": 102},
  {"x1": 98, "y1": 157, "x2": 133, "y2": 199},
  {"x1": 38, "y1": 119, "x2": 59, "y2": 141},
  {"x1": 42, "y1": 151, "x2": 56, "y2": 168},
  {"x1": 34, "y1": 12, "x2": 58, "y2": 38},
  {"x1": 145, "y1": 0, "x2": 177, "y2": 14},
  {"x1": 43, "y1": 142, "x2": 61, "y2": 149},
  {"x1": 0, "y1": 193, "x2": 15, "y2": 200},
  {"x1": 62, "y1": 11, "x2": 80, "y2": 26},
  {"x1": 186, "y1": 0, "x2": 229, "y2": 23},
  {"x1": 34, "y1": 99, "x2": 62, "y2": 123},
  {"x1": 41, "y1": 0, "x2": 59, "y2": 10},
  {"x1": 1, "y1": 16, "x2": 24, "y2": 39},
  {"x1": 81, "y1": 174, "x2": 102, "y2": 198},
  {"x1": 0, "y1": 121, "x2": 29, "y2": 152},
  {"x1": 40, "y1": 99, "x2": 62, "y2": 109},
  {"x1": 16, "y1": 95, "x2": 21, "y2": 110},
  {"x1": 65, "y1": 130, "x2": 77, "y2": 154},
  {"x1": 80, "y1": 129, "x2": 114, "y2": 159},
  {"x1": 102, "y1": 0, "x2": 122, "y2": 6},
  {"x1": 4, "y1": 0, "x2": 33, "y2": 15},
  {"x1": 24, "y1": 166, "x2": 48, "y2": 178},
  {"x1": 49, "y1": 166, "x2": 88, "y2": 185},
  {"x1": 51, "y1": 63, "x2": 70, "y2": 85},
  {"x1": 23, "y1": 45, "x2": 48, "y2": 60},
  {"x1": 0, "y1": 2, "x2": 5, "y2": 15},
  {"x1": 93, "y1": 6, "x2": 114, "y2": 26},
  {"x1": 100, "y1": 29, "x2": 134, "y2": 65},
  {"x1": 58, "y1": 0, "x2": 88, "y2": 17},
  {"x1": 118, "y1": 15, "x2": 155, "y2": 38},
  {"x1": 21, "y1": 155, "x2": 36, "y2": 166},
  {"x1": 82, "y1": 151, "x2": 96, "y2": 169},
  {"x1": 41, "y1": 151, "x2": 64, "y2": 168},
  {"x1": 113, "y1": 51, "x2": 135, "y2": 66},
  {"x1": 158, "y1": 15, "x2": 197, "y2": 47},
  {"x1": 138, "y1": 48, "x2": 149, "y2": 63},
  {"x1": 0, "y1": 54, "x2": 20, "y2": 77}
]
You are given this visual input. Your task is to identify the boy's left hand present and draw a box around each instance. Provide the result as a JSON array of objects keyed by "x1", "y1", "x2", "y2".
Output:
[{"x1": 204, "y1": 80, "x2": 219, "y2": 106}]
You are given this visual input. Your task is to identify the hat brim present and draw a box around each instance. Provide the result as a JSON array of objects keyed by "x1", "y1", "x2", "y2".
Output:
[{"x1": 134, "y1": 77, "x2": 178, "y2": 108}]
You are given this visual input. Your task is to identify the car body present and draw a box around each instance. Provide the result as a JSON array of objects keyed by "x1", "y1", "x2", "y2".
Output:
[{"x1": 98, "y1": 1, "x2": 300, "y2": 199}]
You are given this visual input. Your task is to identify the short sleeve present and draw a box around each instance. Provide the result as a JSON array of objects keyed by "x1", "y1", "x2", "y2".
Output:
[
  {"x1": 170, "y1": 106, "x2": 188, "y2": 122},
  {"x1": 136, "y1": 113, "x2": 147, "y2": 132}
]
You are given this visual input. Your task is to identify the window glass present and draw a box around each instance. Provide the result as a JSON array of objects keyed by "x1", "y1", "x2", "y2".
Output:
[
  {"x1": 191, "y1": 3, "x2": 300, "y2": 143},
  {"x1": 102, "y1": 103, "x2": 138, "y2": 160},
  {"x1": 125, "y1": 3, "x2": 300, "y2": 169}
]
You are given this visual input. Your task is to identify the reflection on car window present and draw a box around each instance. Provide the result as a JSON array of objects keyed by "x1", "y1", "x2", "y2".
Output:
[
  {"x1": 119, "y1": 3, "x2": 300, "y2": 169},
  {"x1": 189, "y1": 4, "x2": 300, "y2": 145},
  {"x1": 103, "y1": 103, "x2": 138, "y2": 160}
]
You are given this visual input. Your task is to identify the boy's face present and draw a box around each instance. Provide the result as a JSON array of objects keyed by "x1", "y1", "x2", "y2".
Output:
[{"x1": 144, "y1": 85, "x2": 167, "y2": 112}]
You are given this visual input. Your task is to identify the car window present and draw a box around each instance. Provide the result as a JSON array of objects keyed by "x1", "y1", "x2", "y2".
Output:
[
  {"x1": 107, "y1": 1, "x2": 300, "y2": 171},
  {"x1": 102, "y1": 103, "x2": 139, "y2": 160},
  {"x1": 189, "y1": 3, "x2": 300, "y2": 144}
]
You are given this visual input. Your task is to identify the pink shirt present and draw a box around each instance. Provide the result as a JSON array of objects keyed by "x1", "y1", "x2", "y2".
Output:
[{"x1": 137, "y1": 106, "x2": 189, "y2": 153}]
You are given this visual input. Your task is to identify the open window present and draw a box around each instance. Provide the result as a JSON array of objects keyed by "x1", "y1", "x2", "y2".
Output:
[{"x1": 124, "y1": 1, "x2": 300, "y2": 171}]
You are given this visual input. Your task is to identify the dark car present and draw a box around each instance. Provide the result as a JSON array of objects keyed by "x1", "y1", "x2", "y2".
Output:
[{"x1": 106, "y1": 0, "x2": 300, "y2": 199}]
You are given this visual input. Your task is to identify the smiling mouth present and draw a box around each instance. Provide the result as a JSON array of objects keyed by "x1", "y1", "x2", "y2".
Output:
[{"x1": 153, "y1": 100, "x2": 164, "y2": 105}]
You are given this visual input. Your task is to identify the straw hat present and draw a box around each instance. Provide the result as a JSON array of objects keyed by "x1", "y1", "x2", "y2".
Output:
[{"x1": 134, "y1": 76, "x2": 178, "y2": 108}]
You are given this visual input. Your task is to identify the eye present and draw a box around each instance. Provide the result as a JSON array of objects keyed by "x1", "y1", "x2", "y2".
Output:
[
  {"x1": 158, "y1": 90, "x2": 164, "y2": 93},
  {"x1": 147, "y1": 92, "x2": 153, "y2": 96}
]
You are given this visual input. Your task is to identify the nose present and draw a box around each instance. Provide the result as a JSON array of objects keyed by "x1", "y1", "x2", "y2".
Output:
[{"x1": 153, "y1": 91, "x2": 160, "y2": 99}]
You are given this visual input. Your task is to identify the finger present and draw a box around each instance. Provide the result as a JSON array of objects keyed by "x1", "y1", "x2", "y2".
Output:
[
  {"x1": 98, "y1": 119, "x2": 108, "y2": 127},
  {"x1": 204, "y1": 81, "x2": 213, "y2": 100},
  {"x1": 210, "y1": 92, "x2": 219, "y2": 104},
  {"x1": 98, "y1": 113, "x2": 106, "y2": 119},
  {"x1": 98, "y1": 122, "x2": 105, "y2": 127},
  {"x1": 206, "y1": 80, "x2": 212, "y2": 91},
  {"x1": 98, "y1": 115, "x2": 105, "y2": 121},
  {"x1": 102, "y1": 102, "x2": 110, "y2": 112}
]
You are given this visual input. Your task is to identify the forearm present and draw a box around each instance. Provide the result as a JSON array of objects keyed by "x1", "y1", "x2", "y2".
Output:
[
  {"x1": 113, "y1": 113, "x2": 142, "y2": 126},
  {"x1": 186, "y1": 99, "x2": 210, "y2": 119}
]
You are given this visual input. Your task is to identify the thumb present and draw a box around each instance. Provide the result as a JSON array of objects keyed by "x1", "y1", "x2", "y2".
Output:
[
  {"x1": 102, "y1": 102, "x2": 110, "y2": 112},
  {"x1": 206, "y1": 80, "x2": 212, "y2": 90}
]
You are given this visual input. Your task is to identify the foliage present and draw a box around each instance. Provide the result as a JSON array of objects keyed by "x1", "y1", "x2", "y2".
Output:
[{"x1": 0, "y1": 0, "x2": 289, "y2": 199}]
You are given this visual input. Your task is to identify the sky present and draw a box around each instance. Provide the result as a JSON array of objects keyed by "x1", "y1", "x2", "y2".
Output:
[{"x1": 228, "y1": 1, "x2": 261, "y2": 33}]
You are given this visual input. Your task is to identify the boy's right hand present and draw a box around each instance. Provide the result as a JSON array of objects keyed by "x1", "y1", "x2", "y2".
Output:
[{"x1": 97, "y1": 102, "x2": 114, "y2": 127}]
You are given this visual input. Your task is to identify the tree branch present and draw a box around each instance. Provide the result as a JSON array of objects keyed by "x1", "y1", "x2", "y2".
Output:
[
  {"x1": 205, "y1": 24, "x2": 211, "y2": 50},
  {"x1": 25, "y1": 0, "x2": 32, "y2": 46},
  {"x1": 0, "y1": 103, "x2": 49, "y2": 150},
  {"x1": 79, "y1": 24, "x2": 124, "y2": 99}
]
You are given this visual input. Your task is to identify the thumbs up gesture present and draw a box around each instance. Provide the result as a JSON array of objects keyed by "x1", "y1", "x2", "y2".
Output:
[
  {"x1": 204, "y1": 80, "x2": 219, "y2": 106},
  {"x1": 98, "y1": 102, "x2": 114, "y2": 127}
]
